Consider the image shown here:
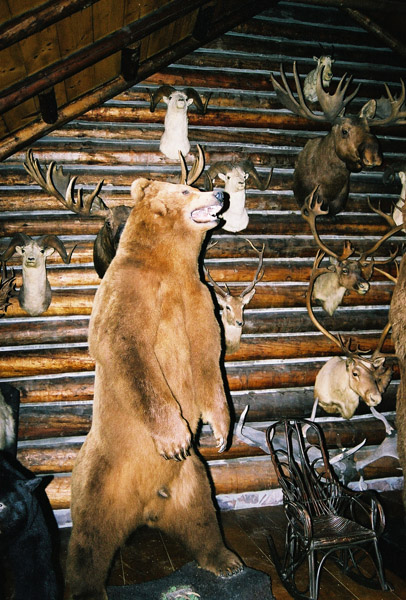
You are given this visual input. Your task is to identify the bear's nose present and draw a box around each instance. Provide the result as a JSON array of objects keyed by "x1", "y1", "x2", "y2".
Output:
[{"x1": 214, "y1": 191, "x2": 224, "y2": 204}]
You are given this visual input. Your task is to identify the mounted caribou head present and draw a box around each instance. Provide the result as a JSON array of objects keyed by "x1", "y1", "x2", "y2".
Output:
[
  {"x1": 204, "y1": 240, "x2": 265, "y2": 354},
  {"x1": 204, "y1": 160, "x2": 273, "y2": 233},
  {"x1": 307, "y1": 251, "x2": 394, "y2": 419},
  {"x1": 271, "y1": 62, "x2": 406, "y2": 215},
  {"x1": 302, "y1": 187, "x2": 399, "y2": 315},
  {"x1": 149, "y1": 85, "x2": 211, "y2": 160}
]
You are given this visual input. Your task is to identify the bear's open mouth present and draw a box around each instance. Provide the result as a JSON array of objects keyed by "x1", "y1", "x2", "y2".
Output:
[{"x1": 191, "y1": 204, "x2": 222, "y2": 223}]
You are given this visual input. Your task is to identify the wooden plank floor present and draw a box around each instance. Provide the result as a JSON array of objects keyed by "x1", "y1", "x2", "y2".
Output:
[{"x1": 51, "y1": 491, "x2": 406, "y2": 599}]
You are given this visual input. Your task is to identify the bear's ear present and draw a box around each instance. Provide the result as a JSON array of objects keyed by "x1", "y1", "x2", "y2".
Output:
[{"x1": 131, "y1": 178, "x2": 151, "y2": 202}]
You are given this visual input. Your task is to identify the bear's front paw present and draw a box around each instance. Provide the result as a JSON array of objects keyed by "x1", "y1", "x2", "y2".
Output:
[{"x1": 154, "y1": 427, "x2": 192, "y2": 461}]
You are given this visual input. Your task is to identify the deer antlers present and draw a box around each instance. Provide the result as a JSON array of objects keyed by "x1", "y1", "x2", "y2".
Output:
[
  {"x1": 24, "y1": 149, "x2": 109, "y2": 217},
  {"x1": 204, "y1": 239, "x2": 265, "y2": 300}
]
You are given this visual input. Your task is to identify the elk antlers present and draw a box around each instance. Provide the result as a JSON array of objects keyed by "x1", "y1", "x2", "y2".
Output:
[{"x1": 24, "y1": 149, "x2": 109, "y2": 217}]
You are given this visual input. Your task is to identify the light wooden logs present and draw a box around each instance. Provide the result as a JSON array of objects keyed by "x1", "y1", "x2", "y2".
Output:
[
  {"x1": 16, "y1": 395, "x2": 398, "y2": 442},
  {"x1": 37, "y1": 452, "x2": 401, "y2": 510},
  {"x1": 0, "y1": 332, "x2": 397, "y2": 378},
  {"x1": 0, "y1": 306, "x2": 393, "y2": 346}
]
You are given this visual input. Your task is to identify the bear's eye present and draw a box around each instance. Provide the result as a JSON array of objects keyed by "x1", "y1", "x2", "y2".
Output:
[{"x1": 182, "y1": 190, "x2": 190, "y2": 195}]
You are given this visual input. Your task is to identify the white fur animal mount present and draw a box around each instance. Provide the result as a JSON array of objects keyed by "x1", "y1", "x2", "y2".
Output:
[
  {"x1": 149, "y1": 85, "x2": 210, "y2": 160},
  {"x1": 0, "y1": 389, "x2": 14, "y2": 452},
  {"x1": 0, "y1": 233, "x2": 76, "y2": 316},
  {"x1": 204, "y1": 160, "x2": 273, "y2": 233},
  {"x1": 303, "y1": 55, "x2": 334, "y2": 103}
]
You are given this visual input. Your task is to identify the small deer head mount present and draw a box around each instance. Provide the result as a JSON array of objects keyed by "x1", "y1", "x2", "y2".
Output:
[{"x1": 204, "y1": 240, "x2": 264, "y2": 354}]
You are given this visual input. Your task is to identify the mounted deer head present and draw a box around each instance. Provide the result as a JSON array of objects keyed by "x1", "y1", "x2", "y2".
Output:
[
  {"x1": 204, "y1": 240, "x2": 264, "y2": 354},
  {"x1": 306, "y1": 251, "x2": 393, "y2": 419},
  {"x1": 271, "y1": 62, "x2": 406, "y2": 215},
  {"x1": 302, "y1": 187, "x2": 401, "y2": 314}
]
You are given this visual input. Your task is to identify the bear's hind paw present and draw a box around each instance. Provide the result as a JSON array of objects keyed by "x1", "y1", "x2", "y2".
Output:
[{"x1": 198, "y1": 550, "x2": 244, "y2": 578}]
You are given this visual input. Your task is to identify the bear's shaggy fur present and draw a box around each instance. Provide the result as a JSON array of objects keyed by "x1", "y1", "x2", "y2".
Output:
[{"x1": 66, "y1": 179, "x2": 243, "y2": 600}]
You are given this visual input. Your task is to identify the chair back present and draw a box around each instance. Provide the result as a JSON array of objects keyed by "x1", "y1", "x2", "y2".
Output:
[{"x1": 266, "y1": 419, "x2": 344, "y2": 517}]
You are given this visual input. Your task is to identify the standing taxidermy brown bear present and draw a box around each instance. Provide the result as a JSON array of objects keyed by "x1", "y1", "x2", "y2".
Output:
[{"x1": 66, "y1": 178, "x2": 243, "y2": 599}]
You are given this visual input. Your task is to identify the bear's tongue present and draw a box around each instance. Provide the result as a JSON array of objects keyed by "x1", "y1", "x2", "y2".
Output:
[{"x1": 191, "y1": 205, "x2": 220, "y2": 223}]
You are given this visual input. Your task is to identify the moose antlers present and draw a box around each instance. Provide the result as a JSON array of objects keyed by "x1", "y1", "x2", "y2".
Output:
[
  {"x1": 270, "y1": 61, "x2": 360, "y2": 122},
  {"x1": 271, "y1": 61, "x2": 406, "y2": 126},
  {"x1": 24, "y1": 149, "x2": 109, "y2": 217}
]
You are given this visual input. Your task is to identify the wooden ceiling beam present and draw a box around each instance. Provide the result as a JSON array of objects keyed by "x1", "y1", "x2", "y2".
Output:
[
  {"x1": 343, "y1": 8, "x2": 406, "y2": 61},
  {"x1": 0, "y1": 0, "x2": 100, "y2": 52},
  {"x1": 0, "y1": 0, "x2": 212, "y2": 116},
  {"x1": 283, "y1": 0, "x2": 406, "y2": 11},
  {"x1": 0, "y1": 0, "x2": 270, "y2": 162}
]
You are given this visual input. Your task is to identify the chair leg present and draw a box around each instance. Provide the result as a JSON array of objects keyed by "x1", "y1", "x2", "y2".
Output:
[
  {"x1": 373, "y1": 540, "x2": 392, "y2": 591},
  {"x1": 308, "y1": 550, "x2": 318, "y2": 600}
]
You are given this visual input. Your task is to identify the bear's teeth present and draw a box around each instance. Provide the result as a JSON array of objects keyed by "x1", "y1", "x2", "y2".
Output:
[{"x1": 191, "y1": 206, "x2": 219, "y2": 223}]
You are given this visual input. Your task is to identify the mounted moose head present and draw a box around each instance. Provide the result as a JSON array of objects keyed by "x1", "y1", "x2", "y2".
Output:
[
  {"x1": 307, "y1": 251, "x2": 393, "y2": 420},
  {"x1": 302, "y1": 187, "x2": 399, "y2": 315},
  {"x1": 149, "y1": 85, "x2": 210, "y2": 160},
  {"x1": 204, "y1": 240, "x2": 264, "y2": 354},
  {"x1": 303, "y1": 54, "x2": 335, "y2": 103},
  {"x1": 24, "y1": 147, "x2": 206, "y2": 278},
  {"x1": 0, "y1": 233, "x2": 76, "y2": 316},
  {"x1": 270, "y1": 62, "x2": 406, "y2": 215},
  {"x1": 204, "y1": 160, "x2": 273, "y2": 233}
]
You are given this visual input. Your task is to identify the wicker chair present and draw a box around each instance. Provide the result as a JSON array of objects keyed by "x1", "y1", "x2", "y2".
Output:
[{"x1": 265, "y1": 419, "x2": 390, "y2": 600}]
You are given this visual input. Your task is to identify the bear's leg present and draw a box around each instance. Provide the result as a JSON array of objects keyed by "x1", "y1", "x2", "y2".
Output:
[
  {"x1": 67, "y1": 453, "x2": 142, "y2": 600},
  {"x1": 156, "y1": 455, "x2": 243, "y2": 577}
]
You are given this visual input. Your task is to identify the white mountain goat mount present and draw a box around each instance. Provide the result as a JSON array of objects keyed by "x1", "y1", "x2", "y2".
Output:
[
  {"x1": 204, "y1": 160, "x2": 273, "y2": 233},
  {"x1": 149, "y1": 86, "x2": 211, "y2": 159},
  {"x1": 0, "y1": 233, "x2": 76, "y2": 316}
]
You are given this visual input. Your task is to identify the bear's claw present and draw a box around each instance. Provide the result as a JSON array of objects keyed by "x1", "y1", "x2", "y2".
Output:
[{"x1": 216, "y1": 436, "x2": 227, "y2": 453}]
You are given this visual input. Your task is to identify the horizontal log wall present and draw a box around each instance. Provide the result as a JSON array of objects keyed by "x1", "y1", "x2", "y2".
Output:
[{"x1": 1, "y1": 1, "x2": 406, "y2": 512}]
